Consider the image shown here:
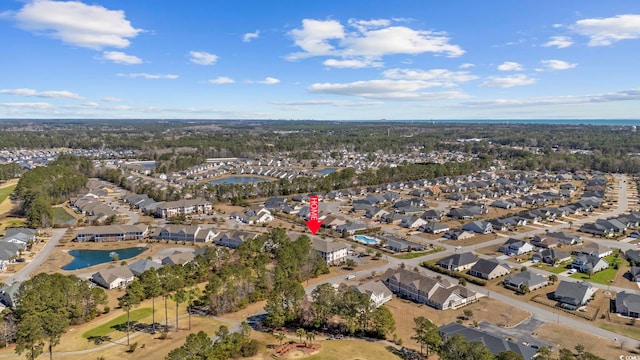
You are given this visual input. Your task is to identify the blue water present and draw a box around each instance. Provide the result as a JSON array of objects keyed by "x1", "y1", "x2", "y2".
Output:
[
  {"x1": 317, "y1": 167, "x2": 337, "y2": 175},
  {"x1": 62, "y1": 247, "x2": 147, "y2": 270},
  {"x1": 140, "y1": 162, "x2": 157, "y2": 169},
  {"x1": 354, "y1": 235, "x2": 379, "y2": 245},
  {"x1": 209, "y1": 176, "x2": 269, "y2": 185}
]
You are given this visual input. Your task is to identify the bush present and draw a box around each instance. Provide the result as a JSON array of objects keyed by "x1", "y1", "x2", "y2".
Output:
[
  {"x1": 103, "y1": 306, "x2": 110, "y2": 314},
  {"x1": 127, "y1": 342, "x2": 138, "y2": 353},
  {"x1": 240, "y1": 339, "x2": 259, "y2": 357}
]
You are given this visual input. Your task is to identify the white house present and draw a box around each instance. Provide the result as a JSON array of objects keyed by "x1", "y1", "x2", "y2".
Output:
[
  {"x1": 91, "y1": 265, "x2": 135, "y2": 289},
  {"x1": 352, "y1": 281, "x2": 393, "y2": 308},
  {"x1": 312, "y1": 238, "x2": 348, "y2": 265}
]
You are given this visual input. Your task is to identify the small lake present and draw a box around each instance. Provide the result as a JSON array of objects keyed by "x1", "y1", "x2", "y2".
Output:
[
  {"x1": 209, "y1": 176, "x2": 269, "y2": 185},
  {"x1": 62, "y1": 247, "x2": 147, "y2": 270},
  {"x1": 317, "y1": 167, "x2": 337, "y2": 175},
  {"x1": 139, "y1": 161, "x2": 157, "y2": 169}
]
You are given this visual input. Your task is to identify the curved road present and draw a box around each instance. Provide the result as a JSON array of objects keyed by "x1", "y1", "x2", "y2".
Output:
[{"x1": 3, "y1": 228, "x2": 66, "y2": 284}]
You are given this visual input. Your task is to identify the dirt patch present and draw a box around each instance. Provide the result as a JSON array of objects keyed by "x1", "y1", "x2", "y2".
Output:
[
  {"x1": 535, "y1": 323, "x2": 637, "y2": 359},
  {"x1": 386, "y1": 296, "x2": 530, "y2": 351}
]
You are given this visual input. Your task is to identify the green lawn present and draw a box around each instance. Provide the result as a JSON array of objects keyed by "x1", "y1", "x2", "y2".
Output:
[
  {"x1": 570, "y1": 255, "x2": 620, "y2": 285},
  {"x1": 532, "y1": 262, "x2": 570, "y2": 274},
  {"x1": 600, "y1": 323, "x2": 640, "y2": 341},
  {"x1": 0, "y1": 184, "x2": 16, "y2": 204},
  {"x1": 82, "y1": 308, "x2": 153, "y2": 338},
  {"x1": 392, "y1": 247, "x2": 444, "y2": 259},
  {"x1": 53, "y1": 207, "x2": 75, "y2": 224}
]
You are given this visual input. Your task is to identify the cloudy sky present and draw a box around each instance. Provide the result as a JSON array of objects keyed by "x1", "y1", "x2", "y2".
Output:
[{"x1": 1, "y1": 0, "x2": 640, "y2": 120}]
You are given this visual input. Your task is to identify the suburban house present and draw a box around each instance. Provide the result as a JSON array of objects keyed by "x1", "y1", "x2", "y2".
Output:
[
  {"x1": 571, "y1": 254, "x2": 609, "y2": 274},
  {"x1": 438, "y1": 322, "x2": 537, "y2": 360},
  {"x1": 444, "y1": 229, "x2": 475, "y2": 240},
  {"x1": 625, "y1": 249, "x2": 640, "y2": 265},
  {"x1": 531, "y1": 248, "x2": 572, "y2": 265},
  {"x1": 127, "y1": 258, "x2": 162, "y2": 276},
  {"x1": 468, "y1": 258, "x2": 511, "y2": 280},
  {"x1": 574, "y1": 243, "x2": 612, "y2": 258},
  {"x1": 503, "y1": 271, "x2": 549, "y2": 292},
  {"x1": 0, "y1": 242, "x2": 22, "y2": 272},
  {"x1": 381, "y1": 268, "x2": 477, "y2": 310},
  {"x1": 0, "y1": 282, "x2": 22, "y2": 308},
  {"x1": 161, "y1": 251, "x2": 195, "y2": 266},
  {"x1": 76, "y1": 224, "x2": 149, "y2": 242},
  {"x1": 312, "y1": 238, "x2": 348, "y2": 265},
  {"x1": 628, "y1": 266, "x2": 640, "y2": 282},
  {"x1": 530, "y1": 235, "x2": 559, "y2": 249},
  {"x1": 615, "y1": 291, "x2": 640, "y2": 318},
  {"x1": 382, "y1": 235, "x2": 426, "y2": 252},
  {"x1": 214, "y1": 231, "x2": 256, "y2": 249},
  {"x1": 420, "y1": 221, "x2": 450, "y2": 234},
  {"x1": 155, "y1": 198, "x2": 213, "y2": 218},
  {"x1": 499, "y1": 238, "x2": 535, "y2": 256},
  {"x1": 546, "y1": 232, "x2": 582, "y2": 245},
  {"x1": 554, "y1": 281, "x2": 595, "y2": 307},
  {"x1": 336, "y1": 222, "x2": 368, "y2": 235},
  {"x1": 91, "y1": 265, "x2": 135, "y2": 289},
  {"x1": 436, "y1": 252, "x2": 478, "y2": 272},
  {"x1": 230, "y1": 206, "x2": 274, "y2": 224},
  {"x1": 462, "y1": 220, "x2": 493, "y2": 234},
  {"x1": 352, "y1": 281, "x2": 393, "y2": 308},
  {"x1": 156, "y1": 225, "x2": 218, "y2": 243}
]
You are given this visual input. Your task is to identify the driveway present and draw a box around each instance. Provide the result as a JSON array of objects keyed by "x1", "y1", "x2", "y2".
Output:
[{"x1": 479, "y1": 318, "x2": 553, "y2": 349}]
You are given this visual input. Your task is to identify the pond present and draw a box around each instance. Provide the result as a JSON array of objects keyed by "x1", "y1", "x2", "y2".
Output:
[
  {"x1": 316, "y1": 167, "x2": 337, "y2": 175},
  {"x1": 208, "y1": 176, "x2": 269, "y2": 185},
  {"x1": 61, "y1": 247, "x2": 147, "y2": 270}
]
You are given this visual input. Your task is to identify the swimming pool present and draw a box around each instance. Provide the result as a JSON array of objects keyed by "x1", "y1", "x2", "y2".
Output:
[{"x1": 353, "y1": 235, "x2": 380, "y2": 245}]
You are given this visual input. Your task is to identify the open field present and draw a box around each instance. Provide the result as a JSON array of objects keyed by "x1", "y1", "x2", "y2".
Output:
[
  {"x1": 386, "y1": 296, "x2": 530, "y2": 351},
  {"x1": 536, "y1": 323, "x2": 638, "y2": 359},
  {"x1": 83, "y1": 308, "x2": 154, "y2": 338},
  {"x1": 303, "y1": 340, "x2": 402, "y2": 360},
  {"x1": 0, "y1": 182, "x2": 16, "y2": 205}
]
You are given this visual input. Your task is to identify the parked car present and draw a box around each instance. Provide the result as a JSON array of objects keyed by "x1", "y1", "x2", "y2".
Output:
[
  {"x1": 567, "y1": 269, "x2": 577, "y2": 274},
  {"x1": 15, "y1": 258, "x2": 26, "y2": 263}
]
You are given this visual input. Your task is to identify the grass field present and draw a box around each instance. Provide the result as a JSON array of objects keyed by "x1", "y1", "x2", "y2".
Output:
[
  {"x1": 52, "y1": 206, "x2": 75, "y2": 224},
  {"x1": 600, "y1": 322, "x2": 640, "y2": 341},
  {"x1": 82, "y1": 308, "x2": 153, "y2": 338},
  {"x1": 570, "y1": 255, "x2": 620, "y2": 285},
  {"x1": 392, "y1": 247, "x2": 444, "y2": 259},
  {"x1": 532, "y1": 262, "x2": 571, "y2": 274},
  {"x1": 0, "y1": 184, "x2": 15, "y2": 204},
  {"x1": 303, "y1": 340, "x2": 402, "y2": 360}
]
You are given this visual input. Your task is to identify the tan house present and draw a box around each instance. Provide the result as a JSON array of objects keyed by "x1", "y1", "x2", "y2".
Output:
[{"x1": 91, "y1": 265, "x2": 135, "y2": 289}]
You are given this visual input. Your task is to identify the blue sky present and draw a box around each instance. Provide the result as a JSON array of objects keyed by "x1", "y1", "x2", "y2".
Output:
[{"x1": 1, "y1": 0, "x2": 640, "y2": 120}]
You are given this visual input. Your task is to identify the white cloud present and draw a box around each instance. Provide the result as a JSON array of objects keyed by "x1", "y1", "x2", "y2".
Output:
[
  {"x1": 323, "y1": 58, "x2": 383, "y2": 68},
  {"x1": 0, "y1": 102, "x2": 53, "y2": 109},
  {"x1": 271, "y1": 99, "x2": 382, "y2": 107},
  {"x1": 459, "y1": 63, "x2": 475, "y2": 69},
  {"x1": 572, "y1": 14, "x2": 640, "y2": 46},
  {"x1": 101, "y1": 51, "x2": 142, "y2": 64},
  {"x1": 497, "y1": 61, "x2": 524, "y2": 71},
  {"x1": 480, "y1": 74, "x2": 537, "y2": 88},
  {"x1": 541, "y1": 59, "x2": 577, "y2": 70},
  {"x1": 242, "y1": 30, "x2": 260, "y2": 42},
  {"x1": 208, "y1": 77, "x2": 235, "y2": 84},
  {"x1": 13, "y1": 0, "x2": 141, "y2": 49},
  {"x1": 101, "y1": 96, "x2": 123, "y2": 102},
  {"x1": 287, "y1": 18, "x2": 464, "y2": 61},
  {"x1": 464, "y1": 89, "x2": 640, "y2": 107},
  {"x1": 309, "y1": 79, "x2": 469, "y2": 100},
  {"x1": 287, "y1": 19, "x2": 345, "y2": 59},
  {"x1": 542, "y1": 35, "x2": 573, "y2": 48},
  {"x1": 258, "y1": 77, "x2": 280, "y2": 85},
  {"x1": 382, "y1": 68, "x2": 478, "y2": 86},
  {"x1": 347, "y1": 18, "x2": 391, "y2": 32},
  {"x1": 189, "y1": 51, "x2": 218, "y2": 65},
  {"x1": 117, "y1": 73, "x2": 179, "y2": 79},
  {"x1": 0, "y1": 88, "x2": 83, "y2": 99}
]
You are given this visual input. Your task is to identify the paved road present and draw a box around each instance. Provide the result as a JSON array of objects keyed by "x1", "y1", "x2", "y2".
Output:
[{"x1": 3, "y1": 228, "x2": 66, "y2": 284}]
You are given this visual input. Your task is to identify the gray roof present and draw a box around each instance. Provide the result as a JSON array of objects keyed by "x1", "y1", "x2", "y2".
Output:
[
  {"x1": 469, "y1": 258, "x2": 509, "y2": 275},
  {"x1": 504, "y1": 271, "x2": 548, "y2": 289},
  {"x1": 616, "y1": 291, "x2": 640, "y2": 315},
  {"x1": 554, "y1": 280, "x2": 593, "y2": 306},
  {"x1": 437, "y1": 252, "x2": 477, "y2": 268},
  {"x1": 439, "y1": 322, "x2": 537, "y2": 360},
  {"x1": 127, "y1": 258, "x2": 162, "y2": 276}
]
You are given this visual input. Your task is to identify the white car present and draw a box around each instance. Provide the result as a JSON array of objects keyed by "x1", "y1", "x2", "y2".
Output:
[{"x1": 567, "y1": 269, "x2": 577, "y2": 274}]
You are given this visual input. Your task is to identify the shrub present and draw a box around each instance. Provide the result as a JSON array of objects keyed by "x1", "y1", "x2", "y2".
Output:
[
  {"x1": 127, "y1": 342, "x2": 138, "y2": 353},
  {"x1": 240, "y1": 339, "x2": 259, "y2": 357}
]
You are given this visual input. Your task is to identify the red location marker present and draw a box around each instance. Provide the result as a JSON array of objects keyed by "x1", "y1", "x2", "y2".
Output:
[{"x1": 306, "y1": 195, "x2": 323, "y2": 235}]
